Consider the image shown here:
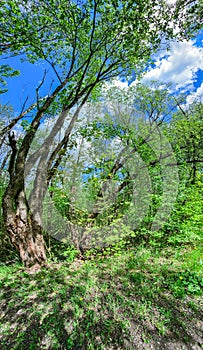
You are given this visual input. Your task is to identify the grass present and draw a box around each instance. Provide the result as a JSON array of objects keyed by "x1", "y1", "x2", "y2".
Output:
[{"x1": 0, "y1": 243, "x2": 203, "y2": 350}]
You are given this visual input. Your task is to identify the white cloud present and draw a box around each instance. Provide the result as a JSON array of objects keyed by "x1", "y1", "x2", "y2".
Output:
[
  {"x1": 103, "y1": 79, "x2": 128, "y2": 91},
  {"x1": 186, "y1": 82, "x2": 203, "y2": 104},
  {"x1": 142, "y1": 40, "x2": 203, "y2": 90},
  {"x1": 166, "y1": 0, "x2": 177, "y2": 4}
]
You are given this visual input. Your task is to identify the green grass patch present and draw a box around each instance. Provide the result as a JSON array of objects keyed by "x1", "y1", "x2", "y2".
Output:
[{"x1": 0, "y1": 243, "x2": 203, "y2": 349}]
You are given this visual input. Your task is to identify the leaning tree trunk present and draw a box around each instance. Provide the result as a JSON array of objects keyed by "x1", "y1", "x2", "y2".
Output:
[{"x1": 3, "y1": 187, "x2": 46, "y2": 271}]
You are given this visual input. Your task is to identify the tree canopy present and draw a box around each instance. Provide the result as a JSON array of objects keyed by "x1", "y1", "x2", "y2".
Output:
[{"x1": 0, "y1": 0, "x2": 202, "y2": 270}]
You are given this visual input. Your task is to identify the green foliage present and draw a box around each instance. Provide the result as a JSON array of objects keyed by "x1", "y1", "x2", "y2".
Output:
[
  {"x1": 1, "y1": 0, "x2": 175, "y2": 110},
  {"x1": 0, "y1": 0, "x2": 202, "y2": 292},
  {"x1": 20, "y1": 120, "x2": 34, "y2": 132},
  {"x1": 61, "y1": 245, "x2": 79, "y2": 262},
  {"x1": 0, "y1": 65, "x2": 20, "y2": 94},
  {"x1": 0, "y1": 0, "x2": 202, "y2": 342},
  {"x1": 169, "y1": 271, "x2": 203, "y2": 297},
  {"x1": 0, "y1": 244, "x2": 202, "y2": 349},
  {"x1": 167, "y1": 100, "x2": 203, "y2": 182},
  {"x1": 1, "y1": 0, "x2": 202, "y2": 114},
  {"x1": 47, "y1": 83, "x2": 202, "y2": 257},
  {"x1": 163, "y1": 180, "x2": 203, "y2": 245}
]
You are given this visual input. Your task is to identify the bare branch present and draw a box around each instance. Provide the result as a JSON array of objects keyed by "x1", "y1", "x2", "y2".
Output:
[{"x1": 36, "y1": 70, "x2": 47, "y2": 110}]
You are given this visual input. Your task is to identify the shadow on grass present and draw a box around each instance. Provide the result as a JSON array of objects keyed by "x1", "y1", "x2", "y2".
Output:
[{"x1": 0, "y1": 250, "x2": 203, "y2": 350}]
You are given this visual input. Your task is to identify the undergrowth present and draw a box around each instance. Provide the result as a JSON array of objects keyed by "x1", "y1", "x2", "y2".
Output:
[{"x1": 0, "y1": 241, "x2": 202, "y2": 350}]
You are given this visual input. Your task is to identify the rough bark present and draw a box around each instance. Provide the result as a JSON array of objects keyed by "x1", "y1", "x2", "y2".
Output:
[{"x1": 3, "y1": 188, "x2": 46, "y2": 271}]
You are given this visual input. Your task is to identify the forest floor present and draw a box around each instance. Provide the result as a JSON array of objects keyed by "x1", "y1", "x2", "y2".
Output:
[{"x1": 0, "y1": 244, "x2": 203, "y2": 350}]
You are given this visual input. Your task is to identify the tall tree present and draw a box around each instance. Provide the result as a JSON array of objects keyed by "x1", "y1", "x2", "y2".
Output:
[{"x1": 0, "y1": 0, "x2": 202, "y2": 271}]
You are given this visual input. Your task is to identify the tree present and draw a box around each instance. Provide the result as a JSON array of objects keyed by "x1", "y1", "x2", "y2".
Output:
[
  {"x1": 168, "y1": 98, "x2": 203, "y2": 183},
  {"x1": 0, "y1": 0, "x2": 202, "y2": 271},
  {"x1": 42, "y1": 82, "x2": 183, "y2": 252}
]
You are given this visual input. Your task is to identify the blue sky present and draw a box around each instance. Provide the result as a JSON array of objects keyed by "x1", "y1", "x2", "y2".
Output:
[
  {"x1": 1, "y1": 30, "x2": 203, "y2": 113},
  {"x1": 0, "y1": 56, "x2": 54, "y2": 114}
]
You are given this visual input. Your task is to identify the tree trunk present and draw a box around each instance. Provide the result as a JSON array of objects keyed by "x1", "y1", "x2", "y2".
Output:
[{"x1": 3, "y1": 188, "x2": 46, "y2": 271}]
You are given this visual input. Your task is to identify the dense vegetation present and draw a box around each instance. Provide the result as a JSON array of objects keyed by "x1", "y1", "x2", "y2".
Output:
[{"x1": 0, "y1": 0, "x2": 203, "y2": 349}]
